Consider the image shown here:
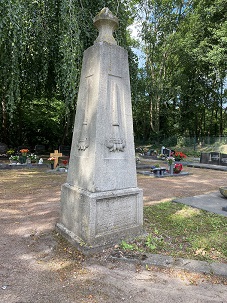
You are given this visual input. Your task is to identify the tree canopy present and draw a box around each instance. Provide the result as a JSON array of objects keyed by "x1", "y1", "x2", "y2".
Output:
[
  {"x1": 0, "y1": 0, "x2": 226, "y2": 149},
  {"x1": 132, "y1": 0, "x2": 227, "y2": 143}
]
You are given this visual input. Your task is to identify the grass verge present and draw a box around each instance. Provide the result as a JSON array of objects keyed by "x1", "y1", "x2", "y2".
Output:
[{"x1": 120, "y1": 201, "x2": 227, "y2": 263}]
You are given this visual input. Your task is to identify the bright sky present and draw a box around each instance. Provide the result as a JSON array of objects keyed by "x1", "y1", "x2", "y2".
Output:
[{"x1": 127, "y1": 22, "x2": 145, "y2": 68}]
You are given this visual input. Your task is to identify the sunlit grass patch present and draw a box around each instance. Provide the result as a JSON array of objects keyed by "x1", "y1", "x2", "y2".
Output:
[{"x1": 120, "y1": 201, "x2": 227, "y2": 263}]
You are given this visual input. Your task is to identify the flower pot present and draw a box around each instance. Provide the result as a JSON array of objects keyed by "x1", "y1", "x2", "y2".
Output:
[
  {"x1": 10, "y1": 160, "x2": 18, "y2": 165},
  {"x1": 58, "y1": 167, "x2": 65, "y2": 172},
  {"x1": 19, "y1": 155, "x2": 27, "y2": 164},
  {"x1": 169, "y1": 164, "x2": 174, "y2": 175},
  {"x1": 174, "y1": 169, "x2": 181, "y2": 174}
]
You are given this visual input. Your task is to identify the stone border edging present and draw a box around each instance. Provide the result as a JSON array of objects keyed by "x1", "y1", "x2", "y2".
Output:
[{"x1": 108, "y1": 252, "x2": 227, "y2": 278}]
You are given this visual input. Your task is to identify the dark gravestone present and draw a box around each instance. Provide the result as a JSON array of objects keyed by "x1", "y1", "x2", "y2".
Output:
[
  {"x1": 0, "y1": 143, "x2": 8, "y2": 154},
  {"x1": 209, "y1": 152, "x2": 220, "y2": 165},
  {"x1": 200, "y1": 152, "x2": 211, "y2": 164},
  {"x1": 163, "y1": 148, "x2": 171, "y2": 157},
  {"x1": 35, "y1": 145, "x2": 46, "y2": 154},
  {"x1": 221, "y1": 154, "x2": 227, "y2": 166},
  {"x1": 59, "y1": 145, "x2": 71, "y2": 156},
  {"x1": 200, "y1": 152, "x2": 227, "y2": 166}
]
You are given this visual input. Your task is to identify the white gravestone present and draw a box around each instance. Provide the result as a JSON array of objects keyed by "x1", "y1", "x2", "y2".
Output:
[{"x1": 56, "y1": 8, "x2": 143, "y2": 252}]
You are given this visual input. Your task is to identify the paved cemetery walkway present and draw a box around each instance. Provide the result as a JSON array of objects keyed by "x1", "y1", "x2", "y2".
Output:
[
  {"x1": 174, "y1": 191, "x2": 227, "y2": 217},
  {"x1": 1, "y1": 167, "x2": 227, "y2": 302}
]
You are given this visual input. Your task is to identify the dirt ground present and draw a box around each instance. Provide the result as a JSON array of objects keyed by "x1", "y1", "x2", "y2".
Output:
[
  {"x1": 1, "y1": 164, "x2": 227, "y2": 303},
  {"x1": 139, "y1": 165, "x2": 227, "y2": 205}
]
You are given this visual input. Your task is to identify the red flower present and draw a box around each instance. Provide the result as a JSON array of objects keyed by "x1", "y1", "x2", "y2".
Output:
[
  {"x1": 175, "y1": 151, "x2": 187, "y2": 158},
  {"x1": 174, "y1": 163, "x2": 183, "y2": 173}
]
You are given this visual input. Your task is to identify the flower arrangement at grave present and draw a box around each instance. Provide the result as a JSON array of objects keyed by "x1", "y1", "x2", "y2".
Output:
[
  {"x1": 7, "y1": 149, "x2": 15, "y2": 156},
  {"x1": 61, "y1": 159, "x2": 68, "y2": 167},
  {"x1": 20, "y1": 149, "x2": 29, "y2": 157},
  {"x1": 174, "y1": 163, "x2": 183, "y2": 174},
  {"x1": 19, "y1": 149, "x2": 29, "y2": 164},
  {"x1": 174, "y1": 151, "x2": 187, "y2": 161},
  {"x1": 166, "y1": 156, "x2": 175, "y2": 166},
  {"x1": 47, "y1": 157, "x2": 55, "y2": 164},
  {"x1": 48, "y1": 157, "x2": 56, "y2": 169},
  {"x1": 27, "y1": 153, "x2": 37, "y2": 163},
  {"x1": 58, "y1": 159, "x2": 68, "y2": 171},
  {"x1": 166, "y1": 156, "x2": 175, "y2": 175},
  {"x1": 9, "y1": 155, "x2": 19, "y2": 163}
]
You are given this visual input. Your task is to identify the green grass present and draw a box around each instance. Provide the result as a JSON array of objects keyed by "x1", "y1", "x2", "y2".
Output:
[{"x1": 120, "y1": 201, "x2": 227, "y2": 263}]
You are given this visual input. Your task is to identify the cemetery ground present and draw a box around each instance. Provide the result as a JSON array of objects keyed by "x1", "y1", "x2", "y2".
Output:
[{"x1": 1, "y1": 163, "x2": 227, "y2": 302}]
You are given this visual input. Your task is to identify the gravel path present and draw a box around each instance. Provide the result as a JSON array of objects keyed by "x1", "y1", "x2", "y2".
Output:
[{"x1": 1, "y1": 166, "x2": 227, "y2": 302}]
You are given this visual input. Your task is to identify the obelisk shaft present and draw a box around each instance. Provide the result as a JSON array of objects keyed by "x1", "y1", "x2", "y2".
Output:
[{"x1": 57, "y1": 8, "x2": 143, "y2": 251}]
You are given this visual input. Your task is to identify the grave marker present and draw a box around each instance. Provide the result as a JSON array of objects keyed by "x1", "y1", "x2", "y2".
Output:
[
  {"x1": 163, "y1": 148, "x2": 171, "y2": 157},
  {"x1": 35, "y1": 145, "x2": 45, "y2": 154},
  {"x1": 221, "y1": 154, "x2": 227, "y2": 166},
  {"x1": 59, "y1": 145, "x2": 71, "y2": 156},
  {"x1": 200, "y1": 152, "x2": 227, "y2": 166},
  {"x1": 0, "y1": 143, "x2": 8, "y2": 154},
  {"x1": 50, "y1": 150, "x2": 62, "y2": 169},
  {"x1": 209, "y1": 152, "x2": 220, "y2": 165}
]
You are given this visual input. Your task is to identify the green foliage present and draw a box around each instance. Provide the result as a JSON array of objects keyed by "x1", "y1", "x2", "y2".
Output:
[
  {"x1": 1, "y1": 0, "x2": 226, "y2": 146},
  {"x1": 132, "y1": 0, "x2": 227, "y2": 142},
  {"x1": 142, "y1": 202, "x2": 227, "y2": 262},
  {"x1": 22, "y1": 98, "x2": 67, "y2": 147},
  {"x1": 121, "y1": 240, "x2": 138, "y2": 251},
  {"x1": 119, "y1": 201, "x2": 227, "y2": 262},
  {"x1": 0, "y1": 0, "x2": 135, "y2": 147}
]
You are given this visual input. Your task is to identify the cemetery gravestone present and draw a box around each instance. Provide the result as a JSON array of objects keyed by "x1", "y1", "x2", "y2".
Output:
[
  {"x1": 0, "y1": 143, "x2": 8, "y2": 156},
  {"x1": 209, "y1": 152, "x2": 220, "y2": 165},
  {"x1": 200, "y1": 152, "x2": 210, "y2": 164},
  {"x1": 200, "y1": 152, "x2": 227, "y2": 167},
  {"x1": 57, "y1": 8, "x2": 143, "y2": 251},
  {"x1": 35, "y1": 145, "x2": 45, "y2": 154},
  {"x1": 221, "y1": 154, "x2": 227, "y2": 166},
  {"x1": 59, "y1": 145, "x2": 71, "y2": 156},
  {"x1": 163, "y1": 148, "x2": 171, "y2": 157}
]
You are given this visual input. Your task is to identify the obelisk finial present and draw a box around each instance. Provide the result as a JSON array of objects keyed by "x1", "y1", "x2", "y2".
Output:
[{"x1": 93, "y1": 7, "x2": 119, "y2": 45}]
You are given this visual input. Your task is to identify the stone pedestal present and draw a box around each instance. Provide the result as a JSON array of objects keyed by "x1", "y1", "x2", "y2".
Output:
[{"x1": 56, "y1": 8, "x2": 143, "y2": 252}]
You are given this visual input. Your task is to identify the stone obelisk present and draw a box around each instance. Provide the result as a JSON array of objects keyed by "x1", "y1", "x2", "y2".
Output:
[{"x1": 56, "y1": 8, "x2": 143, "y2": 252}]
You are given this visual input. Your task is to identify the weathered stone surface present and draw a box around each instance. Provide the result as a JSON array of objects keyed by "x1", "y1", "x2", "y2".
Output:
[
  {"x1": 58, "y1": 8, "x2": 143, "y2": 251},
  {"x1": 57, "y1": 185, "x2": 143, "y2": 249},
  {"x1": 0, "y1": 142, "x2": 8, "y2": 154}
]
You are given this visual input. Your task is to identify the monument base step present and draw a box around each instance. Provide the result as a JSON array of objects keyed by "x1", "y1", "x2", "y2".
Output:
[
  {"x1": 57, "y1": 183, "x2": 144, "y2": 253},
  {"x1": 56, "y1": 222, "x2": 145, "y2": 255}
]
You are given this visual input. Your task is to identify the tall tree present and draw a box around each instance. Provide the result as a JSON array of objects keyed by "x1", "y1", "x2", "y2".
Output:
[
  {"x1": 0, "y1": 0, "x2": 135, "y2": 147},
  {"x1": 132, "y1": 0, "x2": 226, "y2": 141}
]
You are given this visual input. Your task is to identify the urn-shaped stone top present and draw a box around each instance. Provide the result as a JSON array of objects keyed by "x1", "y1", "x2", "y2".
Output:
[{"x1": 93, "y1": 7, "x2": 119, "y2": 45}]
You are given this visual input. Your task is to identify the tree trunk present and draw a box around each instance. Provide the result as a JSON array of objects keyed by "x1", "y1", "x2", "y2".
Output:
[{"x1": 1, "y1": 97, "x2": 8, "y2": 144}]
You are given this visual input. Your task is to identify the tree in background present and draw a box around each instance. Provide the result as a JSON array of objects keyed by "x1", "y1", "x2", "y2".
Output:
[
  {"x1": 0, "y1": 0, "x2": 136, "y2": 149},
  {"x1": 132, "y1": 0, "x2": 226, "y2": 143},
  {"x1": 1, "y1": 0, "x2": 226, "y2": 148}
]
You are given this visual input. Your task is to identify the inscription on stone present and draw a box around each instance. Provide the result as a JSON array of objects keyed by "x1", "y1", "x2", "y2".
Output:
[{"x1": 95, "y1": 194, "x2": 138, "y2": 236}]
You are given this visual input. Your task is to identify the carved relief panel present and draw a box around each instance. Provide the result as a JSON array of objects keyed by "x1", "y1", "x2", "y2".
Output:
[
  {"x1": 78, "y1": 75, "x2": 93, "y2": 151},
  {"x1": 105, "y1": 75, "x2": 126, "y2": 152}
]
